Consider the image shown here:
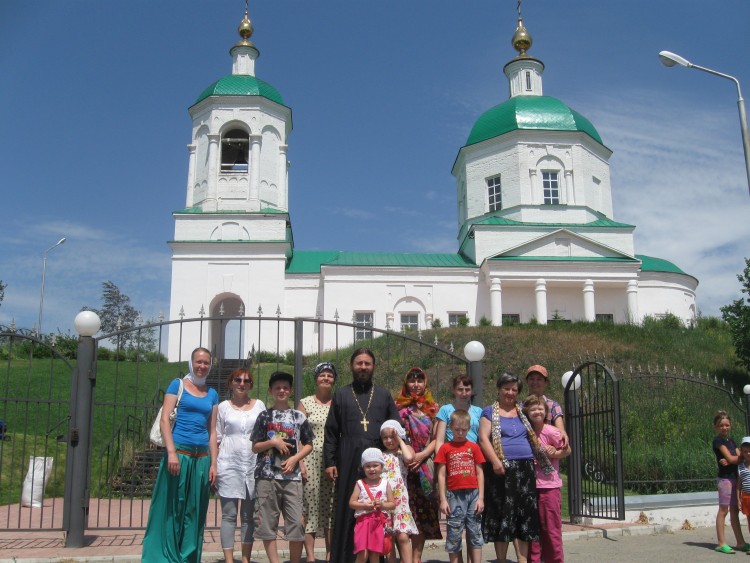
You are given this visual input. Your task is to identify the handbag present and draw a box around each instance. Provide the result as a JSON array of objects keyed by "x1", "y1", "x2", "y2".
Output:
[
  {"x1": 149, "y1": 378, "x2": 184, "y2": 447},
  {"x1": 361, "y1": 479, "x2": 393, "y2": 555}
]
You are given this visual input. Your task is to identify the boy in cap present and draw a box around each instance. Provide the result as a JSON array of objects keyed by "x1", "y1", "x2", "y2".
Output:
[
  {"x1": 251, "y1": 371, "x2": 314, "y2": 563},
  {"x1": 738, "y1": 437, "x2": 750, "y2": 521}
]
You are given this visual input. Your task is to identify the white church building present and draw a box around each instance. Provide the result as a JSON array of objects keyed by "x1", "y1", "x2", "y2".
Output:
[{"x1": 167, "y1": 12, "x2": 698, "y2": 360}]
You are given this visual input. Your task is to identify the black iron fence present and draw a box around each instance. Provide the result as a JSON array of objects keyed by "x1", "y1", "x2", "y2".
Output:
[
  {"x1": 1, "y1": 316, "x2": 467, "y2": 533},
  {"x1": 3, "y1": 319, "x2": 746, "y2": 533},
  {"x1": 618, "y1": 365, "x2": 748, "y2": 494}
]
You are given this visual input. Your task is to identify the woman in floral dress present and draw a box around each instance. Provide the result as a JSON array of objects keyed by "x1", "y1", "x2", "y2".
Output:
[
  {"x1": 298, "y1": 362, "x2": 337, "y2": 562},
  {"x1": 396, "y1": 367, "x2": 442, "y2": 563},
  {"x1": 380, "y1": 420, "x2": 418, "y2": 563}
]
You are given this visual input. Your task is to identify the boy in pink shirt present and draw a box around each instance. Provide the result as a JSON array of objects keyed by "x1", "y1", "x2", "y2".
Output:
[{"x1": 523, "y1": 395, "x2": 571, "y2": 563}]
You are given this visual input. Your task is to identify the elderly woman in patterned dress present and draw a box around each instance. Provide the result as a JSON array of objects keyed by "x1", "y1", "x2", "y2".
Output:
[
  {"x1": 478, "y1": 372, "x2": 554, "y2": 563},
  {"x1": 298, "y1": 362, "x2": 337, "y2": 562}
]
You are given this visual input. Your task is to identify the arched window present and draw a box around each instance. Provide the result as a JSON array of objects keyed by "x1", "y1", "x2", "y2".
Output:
[{"x1": 220, "y1": 128, "x2": 249, "y2": 173}]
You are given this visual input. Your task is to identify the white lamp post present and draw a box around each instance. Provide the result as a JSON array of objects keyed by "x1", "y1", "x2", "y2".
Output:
[
  {"x1": 64, "y1": 310, "x2": 100, "y2": 547},
  {"x1": 37, "y1": 237, "x2": 66, "y2": 337},
  {"x1": 659, "y1": 50, "x2": 750, "y2": 198},
  {"x1": 561, "y1": 370, "x2": 582, "y2": 392},
  {"x1": 463, "y1": 341, "x2": 486, "y2": 405}
]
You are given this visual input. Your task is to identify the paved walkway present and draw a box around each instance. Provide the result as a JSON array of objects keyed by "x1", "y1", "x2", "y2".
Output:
[{"x1": 0, "y1": 520, "x2": 675, "y2": 562}]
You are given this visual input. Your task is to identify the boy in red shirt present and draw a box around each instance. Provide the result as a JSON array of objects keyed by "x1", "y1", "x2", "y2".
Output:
[{"x1": 435, "y1": 409, "x2": 485, "y2": 563}]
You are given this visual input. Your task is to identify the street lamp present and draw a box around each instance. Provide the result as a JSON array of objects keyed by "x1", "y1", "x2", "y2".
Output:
[
  {"x1": 463, "y1": 340, "x2": 486, "y2": 405},
  {"x1": 37, "y1": 237, "x2": 66, "y2": 337},
  {"x1": 659, "y1": 50, "x2": 750, "y2": 198}
]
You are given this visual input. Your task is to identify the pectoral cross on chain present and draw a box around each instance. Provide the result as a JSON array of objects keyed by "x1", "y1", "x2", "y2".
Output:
[{"x1": 360, "y1": 417, "x2": 369, "y2": 431}]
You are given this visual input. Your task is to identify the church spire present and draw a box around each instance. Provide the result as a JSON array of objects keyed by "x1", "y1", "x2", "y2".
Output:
[
  {"x1": 511, "y1": 0, "x2": 532, "y2": 58},
  {"x1": 231, "y1": 4, "x2": 260, "y2": 76},
  {"x1": 503, "y1": 1, "x2": 544, "y2": 98}
]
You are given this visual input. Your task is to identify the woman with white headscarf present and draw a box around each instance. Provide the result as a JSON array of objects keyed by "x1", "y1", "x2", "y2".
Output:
[{"x1": 142, "y1": 347, "x2": 219, "y2": 563}]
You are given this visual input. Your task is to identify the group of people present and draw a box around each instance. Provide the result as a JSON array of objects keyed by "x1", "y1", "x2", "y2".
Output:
[{"x1": 141, "y1": 346, "x2": 571, "y2": 563}]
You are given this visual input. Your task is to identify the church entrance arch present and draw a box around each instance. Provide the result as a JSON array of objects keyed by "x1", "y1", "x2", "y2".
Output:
[{"x1": 209, "y1": 293, "x2": 246, "y2": 359}]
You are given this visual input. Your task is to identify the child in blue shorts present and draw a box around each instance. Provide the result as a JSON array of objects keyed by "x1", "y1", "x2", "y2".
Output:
[{"x1": 435, "y1": 409, "x2": 485, "y2": 562}]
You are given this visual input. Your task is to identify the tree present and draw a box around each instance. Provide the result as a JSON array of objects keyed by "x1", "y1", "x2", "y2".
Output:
[
  {"x1": 721, "y1": 258, "x2": 750, "y2": 372},
  {"x1": 86, "y1": 281, "x2": 155, "y2": 353},
  {"x1": 0, "y1": 280, "x2": 6, "y2": 308}
]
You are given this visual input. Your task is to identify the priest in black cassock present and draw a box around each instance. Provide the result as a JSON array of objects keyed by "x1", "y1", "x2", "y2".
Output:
[{"x1": 324, "y1": 347, "x2": 400, "y2": 563}]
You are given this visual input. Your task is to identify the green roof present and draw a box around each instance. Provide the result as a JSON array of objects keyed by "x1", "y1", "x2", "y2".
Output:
[
  {"x1": 466, "y1": 95, "x2": 602, "y2": 146},
  {"x1": 194, "y1": 75, "x2": 285, "y2": 106},
  {"x1": 636, "y1": 255, "x2": 688, "y2": 275},
  {"x1": 287, "y1": 251, "x2": 477, "y2": 274}
]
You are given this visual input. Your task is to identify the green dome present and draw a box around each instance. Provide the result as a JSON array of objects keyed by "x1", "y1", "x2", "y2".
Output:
[
  {"x1": 466, "y1": 95, "x2": 602, "y2": 146},
  {"x1": 194, "y1": 75, "x2": 285, "y2": 106}
]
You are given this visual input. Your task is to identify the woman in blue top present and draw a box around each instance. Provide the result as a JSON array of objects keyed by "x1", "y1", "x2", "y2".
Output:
[
  {"x1": 478, "y1": 372, "x2": 552, "y2": 563},
  {"x1": 142, "y1": 347, "x2": 219, "y2": 563}
]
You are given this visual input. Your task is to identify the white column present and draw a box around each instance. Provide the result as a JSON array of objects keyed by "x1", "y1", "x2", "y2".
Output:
[
  {"x1": 627, "y1": 280, "x2": 639, "y2": 324},
  {"x1": 490, "y1": 277, "x2": 503, "y2": 326},
  {"x1": 206, "y1": 134, "x2": 220, "y2": 211},
  {"x1": 249, "y1": 134, "x2": 262, "y2": 211},
  {"x1": 583, "y1": 279, "x2": 595, "y2": 322},
  {"x1": 185, "y1": 144, "x2": 196, "y2": 207},
  {"x1": 529, "y1": 169, "x2": 538, "y2": 204},
  {"x1": 278, "y1": 144, "x2": 288, "y2": 210},
  {"x1": 535, "y1": 279, "x2": 548, "y2": 325},
  {"x1": 564, "y1": 170, "x2": 575, "y2": 205}
]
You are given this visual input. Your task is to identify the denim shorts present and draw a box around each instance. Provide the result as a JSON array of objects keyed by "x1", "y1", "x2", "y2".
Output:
[{"x1": 445, "y1": 489, "x2": 483, "y2": 553}]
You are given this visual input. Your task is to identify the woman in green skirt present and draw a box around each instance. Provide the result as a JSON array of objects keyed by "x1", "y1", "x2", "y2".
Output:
[{"x1": 142, "y1": 347, "x2": 219, "y2": 563}]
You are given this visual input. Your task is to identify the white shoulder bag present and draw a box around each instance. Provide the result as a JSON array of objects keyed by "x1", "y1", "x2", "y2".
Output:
[{"x1": 149, "y1": 378, "x2": 185, "y2": 447}]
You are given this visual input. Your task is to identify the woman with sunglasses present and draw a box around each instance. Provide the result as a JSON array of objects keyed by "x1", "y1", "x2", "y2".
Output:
[
  {"x1": 297, "y1": 362, "x2": 338, "y2": 562},
  {"x1": 215, "y1": 367, "x2": 266, "y2": 563}
]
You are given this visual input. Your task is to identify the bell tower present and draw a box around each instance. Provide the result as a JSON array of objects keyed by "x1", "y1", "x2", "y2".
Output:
[{"x1": 168, "y1": 8, "x2": 293, "y2": 361}]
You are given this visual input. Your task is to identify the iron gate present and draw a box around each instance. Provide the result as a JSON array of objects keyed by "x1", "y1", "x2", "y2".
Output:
[
  {"x1": 0, "y1": 331, "x2": 72, "y2": 531},
  {"x1": 565, "y1": 360, "x2": 625, "y2": 521}
]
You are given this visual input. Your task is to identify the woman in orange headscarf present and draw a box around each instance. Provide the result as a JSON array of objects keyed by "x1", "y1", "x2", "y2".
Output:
[{"x1": 395, "y1": 367, "x2": 441, "y2": 563}]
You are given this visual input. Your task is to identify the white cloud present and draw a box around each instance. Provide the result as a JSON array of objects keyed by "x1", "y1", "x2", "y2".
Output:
[{"x1": 582, "y1": 89, "x2": 750, "y2": 316}]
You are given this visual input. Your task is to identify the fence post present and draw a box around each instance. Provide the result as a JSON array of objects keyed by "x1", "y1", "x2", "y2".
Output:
[
  {"x1": 744, "y1": 385, "x2": 750, "y2": 435},
  {"x1": 64, "y1": 311, "x2": 100, "y2": 547},
  {"x1": 563, "y1": 370, "x2": 583, "y2": 524}
]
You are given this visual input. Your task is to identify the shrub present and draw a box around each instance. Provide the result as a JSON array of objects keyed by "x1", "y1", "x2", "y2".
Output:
[{"x1": 479, "y1": 316, "x2": 492, "y2": 327}]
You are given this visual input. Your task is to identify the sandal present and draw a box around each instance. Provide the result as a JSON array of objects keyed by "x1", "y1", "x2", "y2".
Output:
[
  {"x1": 736, "y1": 543, "x2": 750, "y2": 552},
  {"x1": 715, "y1": 544, "x2": 736, "y2": 554}
]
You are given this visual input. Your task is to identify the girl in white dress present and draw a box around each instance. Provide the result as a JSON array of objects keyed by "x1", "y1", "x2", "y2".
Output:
[
  {"x1": 380, "y1": 420, "x2": 418, "y2": 563},
  {"x1": 215, "y1": 368, "x2": 266, "y2": 563}
]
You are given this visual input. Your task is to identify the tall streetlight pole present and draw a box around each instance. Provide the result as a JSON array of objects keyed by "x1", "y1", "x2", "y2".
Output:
[
  {"x1": 659, "y1": 50, "x2": 750, "y2": 199},
  {"x1": 37, "y1": 237, "x2": 66, "y2": 337}
]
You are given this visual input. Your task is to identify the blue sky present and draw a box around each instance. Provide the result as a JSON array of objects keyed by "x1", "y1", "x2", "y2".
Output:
[{"x1": 1, "y1": 1, "x2": 749, "y2": 335}]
